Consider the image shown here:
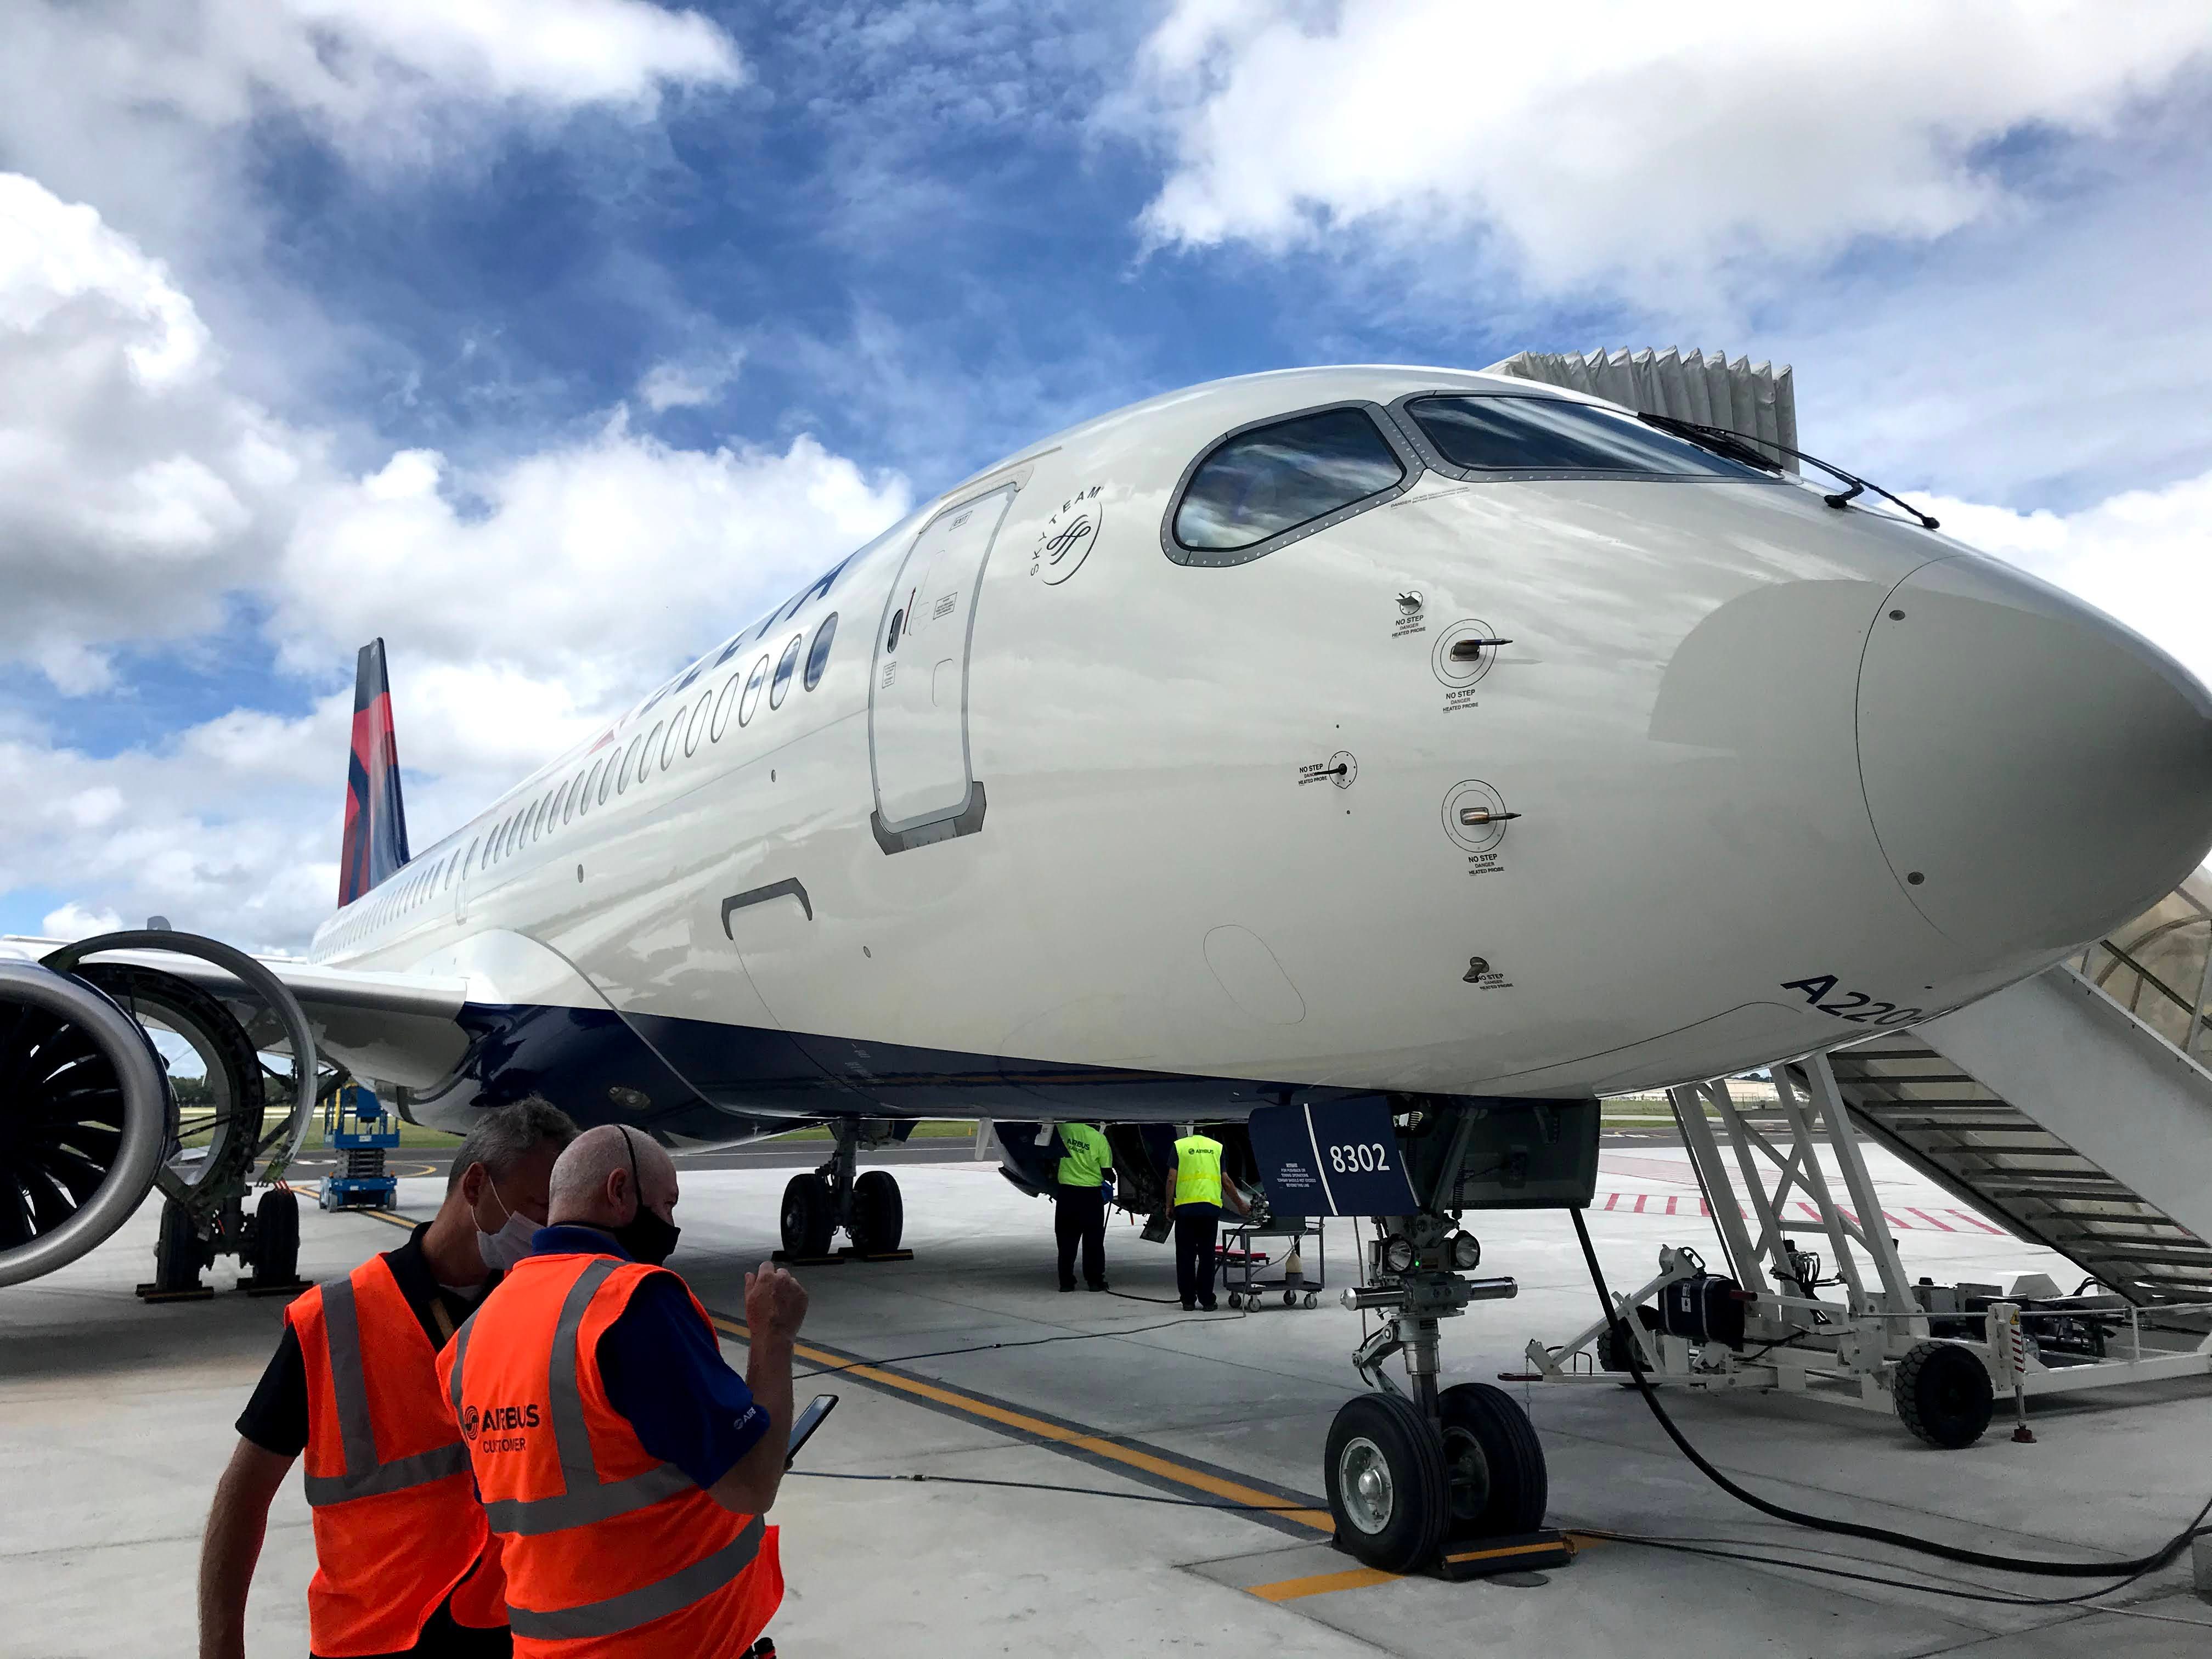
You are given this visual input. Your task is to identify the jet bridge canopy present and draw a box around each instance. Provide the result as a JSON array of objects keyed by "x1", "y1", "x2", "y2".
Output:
[{"x1": 1487, "y1": 347, "x2": 1798, "y2": 472}]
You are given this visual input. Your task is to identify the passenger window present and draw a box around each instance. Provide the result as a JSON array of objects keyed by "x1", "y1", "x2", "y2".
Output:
[
  {"x1": 617, "y1": 735, "x2": 641, "y2": 793},
  {"x1": 805, "y1": 612, "x2": 837, "y2": 691},
  {"x1": 643, "y1": 723, "x2": 665, "y2": 780},
  {"x1": 684, "y1": 690, "x2": 710, "y2": 757},
  {"x1": 712, "y1": 670, "x2": 740, "y2": 741},
  {"x1": 739, "y1": 655, "x2": 768, "y2": 726},
  {"x1": 585, "y1": 758, "x2": 606, "y2": 810},
  {"x1": 1404, "y1": 394, "x2": 1768, "y2": 477},
  {"x1": 660, "y1": 715, "x2": 682, "y2": 771},
  {"x1": 1172, "y1": 407, "x2": 1404, "y2": 556},
  {"x1": 770, "y1": 635, "x2": 802, "y2": 709}
]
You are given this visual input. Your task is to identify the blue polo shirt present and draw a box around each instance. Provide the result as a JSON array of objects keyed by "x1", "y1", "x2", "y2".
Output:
[{"x1": 530, "y1": 1224, "x2": 770, "y2": 1489}]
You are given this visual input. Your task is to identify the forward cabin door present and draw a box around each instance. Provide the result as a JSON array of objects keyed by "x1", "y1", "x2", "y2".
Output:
[{"x1": 868, "y1": 483, "x2": 1016, "y2": 850}]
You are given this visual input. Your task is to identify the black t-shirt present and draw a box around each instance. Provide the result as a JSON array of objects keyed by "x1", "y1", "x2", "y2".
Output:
[{"x1": 236, "y1": 1225, "x2": 494, "y2": 1458}]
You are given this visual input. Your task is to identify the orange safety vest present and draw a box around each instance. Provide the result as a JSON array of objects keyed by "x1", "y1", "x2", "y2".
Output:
[
  {"x1": 437, "y1": 1252, "x2": 783, "y2": 1657},
  {"x1": 287, "y1": 1255, "x2": 506, "y2": 1656}
]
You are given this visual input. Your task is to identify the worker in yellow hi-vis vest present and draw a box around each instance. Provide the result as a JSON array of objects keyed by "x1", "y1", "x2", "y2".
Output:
[
  {"x1": 1053, "y1": 1122, "x2": 1115, "y2": 1293},
  {"x1": 1168, "y1": 1126, "x2": 1249, "y2": 1311}
]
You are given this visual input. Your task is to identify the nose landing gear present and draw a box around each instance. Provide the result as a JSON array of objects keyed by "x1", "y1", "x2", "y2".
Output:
[
  {"x1": 1331, "y1": 1239, "x2": 1534, "y2": 1571},
  {"x1": 1322, "y1": 1098, "x2": 1592, "y2": 1574}
]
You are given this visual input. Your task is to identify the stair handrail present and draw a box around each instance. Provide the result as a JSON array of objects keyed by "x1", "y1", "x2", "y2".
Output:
[{"x1": 2089, "y1": 936, "x2": 2212, "y2": 1042}]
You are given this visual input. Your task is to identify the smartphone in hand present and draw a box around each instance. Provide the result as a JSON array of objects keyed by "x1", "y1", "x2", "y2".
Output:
[{"x1": 785, "y1": 1393, "x2": 838, "y2": 1468}]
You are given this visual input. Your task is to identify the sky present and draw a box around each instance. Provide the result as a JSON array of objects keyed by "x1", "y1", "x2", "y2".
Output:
[{"x1": 3, "y1": 0, "x2": 2210, "y2": 951}]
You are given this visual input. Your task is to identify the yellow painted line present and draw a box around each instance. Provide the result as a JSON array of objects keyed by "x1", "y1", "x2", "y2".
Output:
[
  {"x1": 707, "y1": 1314, "x2": 1334, "y2": 1533},
  {"x1": 1245, "y1": 1536, "x2": 1575, "y2": 1601},
  {"x1": 1246, "y1": 1566, "x2": 1402, "y2": 1602}
]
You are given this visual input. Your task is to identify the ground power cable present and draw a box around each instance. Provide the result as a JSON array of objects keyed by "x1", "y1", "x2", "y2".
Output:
[
  {"x1": 1565, "y1": 1530, "x2": 2203, "y2": 1612},
  {"x1": 1568, "y1": 1207, "x2": 2212, "y2": 1583}
]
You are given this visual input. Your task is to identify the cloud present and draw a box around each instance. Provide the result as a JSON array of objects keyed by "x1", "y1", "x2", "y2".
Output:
[
  {"x1": 0, "y1": 175, "x2": 913, "y2": 947},
  {"x1": 637, "y1": 351, "x2": 744, "y2": 413},
  {"x1": 40, "y1": 902, "x2": 124, "y2": 941},
  {"x1": 1928, "y1": 467, "x2": 2212, "y2": 692},
  {"x1": 0, "y1": 1, "x2": 747, "y2": 390},
  {"x1": 5, "y1": 0, "x2": 741, "y2": 161},
  {"x1": 0, "y1": 173, "x2": 309, "y2": 692},
  {"x1": 1121, "y1": 2, "x2": 2212, "y2": 301},
  {"x1": 2, "y1": 699, "x2": 343, "y2": 952},
  {"x1": 276, "y1": 417, "x2": 909, "y2": 695}
]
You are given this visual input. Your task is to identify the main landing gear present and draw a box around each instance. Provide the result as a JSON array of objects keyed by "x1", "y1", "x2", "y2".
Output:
[
  {"x1": 780, "y1": 1120, "x2": 907, "y2": 1261},
  {"x1": 1324, "y1": 1100, "x2": 1590, "y2": 1573}
]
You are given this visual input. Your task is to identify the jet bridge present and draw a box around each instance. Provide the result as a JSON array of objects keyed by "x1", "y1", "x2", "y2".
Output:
[{"x1": 1525, "y1": 875, "x2": 2212, "y2": 1442}]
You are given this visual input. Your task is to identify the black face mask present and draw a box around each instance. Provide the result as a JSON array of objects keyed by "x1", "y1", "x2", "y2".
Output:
[{"x1": 615, "y1": 1129, "x2": 681, "y2": 1266}]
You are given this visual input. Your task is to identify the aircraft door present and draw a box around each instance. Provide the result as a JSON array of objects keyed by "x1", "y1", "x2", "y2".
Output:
[{"x1": 868, "y1": 483, "x2": 1015, "y2": 848}]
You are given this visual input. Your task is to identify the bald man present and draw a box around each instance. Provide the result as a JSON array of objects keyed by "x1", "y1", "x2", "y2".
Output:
[{"x1": 439, "y1": 1126, "x2": 807, "y2": 1656}]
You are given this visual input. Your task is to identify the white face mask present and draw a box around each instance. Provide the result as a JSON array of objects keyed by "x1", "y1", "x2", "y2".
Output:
[{"x1": 476, "y1": 1180, "x2": 537, "y2": 1273}]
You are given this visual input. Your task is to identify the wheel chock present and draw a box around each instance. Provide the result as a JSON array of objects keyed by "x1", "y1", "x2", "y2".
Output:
[
  {"x1": 1431, "y1": 1530, "x2": 1575, "y2": 1580},
  {"x1": 133, "y1": 1282, "x2": 216, "y2": 1303}
]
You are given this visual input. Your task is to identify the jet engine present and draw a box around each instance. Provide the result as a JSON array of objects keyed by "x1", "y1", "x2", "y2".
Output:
[
  {"x1": 1, "y1": 931, "x2": 319, "y2": 1292},
  {"x1": 0, "y1": 960, "x2": 171, "y2": 1288}
]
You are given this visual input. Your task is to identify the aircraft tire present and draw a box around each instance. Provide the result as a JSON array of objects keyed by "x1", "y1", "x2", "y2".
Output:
[
  {"x1": 781, "y1": 1174, "x2": 835, "y2": 1259},
  {"x1": 153, "y1": 1199, "x2": 208, "y2": 1294},
  {"x1": 1325, "y1": 1391, "x2": 1448, "y2": 1572},
  {"x1": 1437, "y1": 1381, "x2": 1548, "y2": 1538},
  {"x1": 849, "y1": 1170, "x2": 903, "y2": 1255},
  {"x1": 250, "y1": 1187, "x2": 300, "y2": 1283}
]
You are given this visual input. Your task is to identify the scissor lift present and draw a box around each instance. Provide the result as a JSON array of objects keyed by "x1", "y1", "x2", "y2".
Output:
[{"x1": 319, "y1": 1081, "x2": 399, "y2": 1211}]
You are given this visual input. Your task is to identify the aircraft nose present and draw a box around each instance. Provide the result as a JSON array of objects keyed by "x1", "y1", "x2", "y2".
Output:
[{"x1": 1857, "y1": 555, "x2": 2212, "y2": 960}]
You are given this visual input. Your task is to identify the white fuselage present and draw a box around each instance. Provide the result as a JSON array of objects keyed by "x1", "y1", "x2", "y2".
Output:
[{"x1": 305, "y1": 367, "x2": 2212, "y2": 1133}]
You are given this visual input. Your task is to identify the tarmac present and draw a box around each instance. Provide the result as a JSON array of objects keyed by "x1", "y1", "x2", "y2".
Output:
[{"x1": 4, "y1": 1137, "x2": 2210, "y2": 1658}]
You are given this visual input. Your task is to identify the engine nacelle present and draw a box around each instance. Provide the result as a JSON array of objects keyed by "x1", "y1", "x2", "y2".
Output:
[{"x1": 0, "y1": 960, "x2": 171, "y2": 1288}]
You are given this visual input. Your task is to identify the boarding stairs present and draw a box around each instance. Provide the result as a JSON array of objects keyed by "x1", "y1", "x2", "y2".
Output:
[{"x1": 1801, "y1": 877, "x2": 2212, "y2": 1307}]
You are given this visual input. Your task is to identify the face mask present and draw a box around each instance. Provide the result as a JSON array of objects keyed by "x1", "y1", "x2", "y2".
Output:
[
  {"x1": 475, "y1": 1179, "x2": 538, "y2": 1273},
  {"x1": 614, "y1": 1128, "x2": 681, "y2": 1266}
]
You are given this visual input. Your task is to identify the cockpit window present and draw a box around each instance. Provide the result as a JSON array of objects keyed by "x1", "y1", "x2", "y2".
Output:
[
  {"x1": 1170, "y1": 407, "x2": 1407, "y2": 562},
  {"x1": 1403, "y1": 394, "x2": 1770, "y2": 479}
]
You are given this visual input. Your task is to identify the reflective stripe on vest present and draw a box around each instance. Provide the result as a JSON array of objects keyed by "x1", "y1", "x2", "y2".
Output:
[
  {"x1": 302, "y1": 1272, "x2": 470, "y2": 1506},
  {"x1": 447, "y1": 1261, "x2": 694, "y2": 1536},
  {"x1": 506, "y1": 1516, "x2": 768, "y2": 1642},
  {"x1": 1173, "y1": 1136, "x2": 1223, "y2": 1207}
]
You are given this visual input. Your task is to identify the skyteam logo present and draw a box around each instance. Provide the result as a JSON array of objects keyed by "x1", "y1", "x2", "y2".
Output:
[{"x1": 1030, "y1": 486, "x2": 1104, "y2": 586}]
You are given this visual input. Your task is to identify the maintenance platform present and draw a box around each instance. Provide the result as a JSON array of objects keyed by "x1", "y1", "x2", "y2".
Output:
[{"x1": 4, "y1": 1135, "x2": 2209, "y2": 1657}]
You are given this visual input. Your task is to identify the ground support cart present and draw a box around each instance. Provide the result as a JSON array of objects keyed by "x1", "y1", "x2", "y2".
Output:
[
  {"x1": 1517, "y1": 1057, "x2": 2212, "y2": 1446},
  {"x1": 1221, "y1": 1216, "x2": 1327, "y2": 1309}
]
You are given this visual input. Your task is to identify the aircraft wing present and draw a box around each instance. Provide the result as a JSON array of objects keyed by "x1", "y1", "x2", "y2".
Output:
[{"x1": 0, "y1": 935, "x2": 472, "y2": 1092}]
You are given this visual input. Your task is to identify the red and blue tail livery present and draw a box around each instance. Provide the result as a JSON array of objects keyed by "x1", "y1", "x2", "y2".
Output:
[{"x1": 338, "y1": 639, "x2": 410, "y2": 907}]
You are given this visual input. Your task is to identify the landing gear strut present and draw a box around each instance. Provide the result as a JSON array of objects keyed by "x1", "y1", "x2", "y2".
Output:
[
  {"x1": 779, "y1": 1120, "x2": 907, "y2": 1261},
  {"x1": 1324, "y1": 1099, "x2": 1585, "y2": 1573}
]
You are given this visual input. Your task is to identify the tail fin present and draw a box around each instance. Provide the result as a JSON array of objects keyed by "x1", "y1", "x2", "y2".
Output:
[{"x1": 339, "y1": 639, "x2": 410, "y2": 907}]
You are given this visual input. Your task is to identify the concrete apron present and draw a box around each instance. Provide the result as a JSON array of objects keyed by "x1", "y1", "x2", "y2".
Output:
[{"x1": 3, "y1": 1147, "x2": 2209, "y2": 1657}]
